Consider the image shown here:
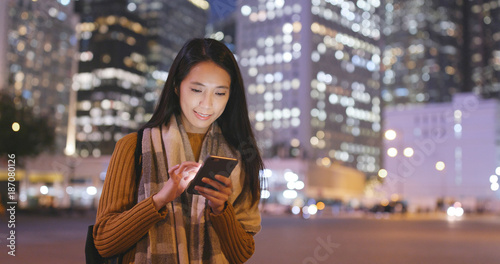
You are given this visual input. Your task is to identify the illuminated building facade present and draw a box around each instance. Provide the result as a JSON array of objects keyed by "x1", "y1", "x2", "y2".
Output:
[
  {"x1": 381, "y1": 0, "x2": 463, "y2": 105},
  {"x1": 70, "y1": 0, "x2": 208, "y2": 157},
  {"x1": 206, "y1": 11, "x2": 237, "y2": 53},
  {"x1": 135, "y1": 0, "x2": 208, "y2": 114},
  {"x1": 464, "y1": 0, "x2": 500, "y2": 98},
  {"x1": 236, "y1": 0, "x2": 383, "y2": 177},
  {"x1": 73, "y1": 0, "x2": 149, "y2": 157},
  {"x1": 381, "y1": 93, "x2": 500, "y2": 212},
  {"x1": 3, "y1": 0, "x2": 79, "y2": 154},
  {"x1": 205, "y1": 0, "x2": 237, "y2": 52}
]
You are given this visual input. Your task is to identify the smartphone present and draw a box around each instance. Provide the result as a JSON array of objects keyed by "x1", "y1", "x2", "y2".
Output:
[{"x1": 186, "y1": 155, "x2": 238, "y2": 195}]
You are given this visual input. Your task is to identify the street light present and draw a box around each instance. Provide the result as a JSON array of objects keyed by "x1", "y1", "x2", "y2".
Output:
[
  {"x1": 12, "y1": 122, "x2": 20, "y2": 132},
  {"x1": 378, "y1": 169, "x2": 388, "y2": 178},
  {"x1": 436, "y1": 161, "x2": 447, "y2": 207},
  {"x1": 436, "y1": 161, "x2": 445, "y2": 171},
  {"x1": 491, "y1": 173, "x2": 499, "y2": 191},
  {"x1": 384, "y1": 129, "x2": 406, "y2": 200},
  {"x1": 384, "y1": 129, "x2": 397, "y2": 140},
  {"x1": 403, "y1": 147, "x2": 414, "y2": 157},
  {"x1": 387, "y1": 147, "x2": 398, "y2": 157}
]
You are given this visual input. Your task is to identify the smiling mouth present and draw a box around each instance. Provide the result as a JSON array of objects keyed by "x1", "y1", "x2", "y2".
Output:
[{"x1": 195, "y1": 111, "x2": 212, "y2": 119}]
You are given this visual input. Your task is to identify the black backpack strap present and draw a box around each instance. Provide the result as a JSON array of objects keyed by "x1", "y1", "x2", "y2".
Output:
[{"x1": 134, "y1": 129, "x2": 144, "y2": 186}]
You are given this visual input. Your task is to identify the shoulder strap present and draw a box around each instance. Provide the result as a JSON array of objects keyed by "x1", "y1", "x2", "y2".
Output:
[{"x1": 134, "y1": 129, "x2": 144, "y2": 186}]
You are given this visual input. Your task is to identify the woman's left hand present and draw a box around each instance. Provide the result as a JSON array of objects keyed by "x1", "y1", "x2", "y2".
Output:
[{"x1": 195, "y1": 175, "x2": 232, "y2": 215}]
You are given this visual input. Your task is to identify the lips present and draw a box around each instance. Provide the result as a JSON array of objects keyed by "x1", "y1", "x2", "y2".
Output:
[{"x1": 194, "y1": 110, "x2": 212, "y2": 120}]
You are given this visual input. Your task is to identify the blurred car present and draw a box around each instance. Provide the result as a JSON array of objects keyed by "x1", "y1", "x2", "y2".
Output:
[{"x1": 369, "y1": 200, "x2": 407, "y2": 214}]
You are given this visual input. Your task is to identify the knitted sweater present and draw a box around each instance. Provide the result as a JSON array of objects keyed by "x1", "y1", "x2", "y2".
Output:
[{"x1": 94, "y1": 132, "x2": 256, "y2": 263}]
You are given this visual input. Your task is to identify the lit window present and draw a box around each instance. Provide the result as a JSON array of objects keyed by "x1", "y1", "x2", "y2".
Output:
[
  {"x1": 282, "y1": 23, "x2": 293, "y2": 34},
  {"x1": 265, "y1": 37, "x2": 274, "y2": 47},
  {"x1": 255, "y1": 122, "x2": 264, "y2": 131},
  {"x1": 241, "y1": 5, "x2": 252, "y2": 16},
  {"x1": 102, "y1": 54, "x2": 111, "y2": 63},
  {"x1": 283, "y1": 52, "x2": 292, "y2": 63},
  {"x1": 249, "y1": 13, "x2": 258, "y2": 22},
  {"x1": 291, "y1": 118, "x2": 300, "y2": 127},
  {"x1": 248, "y1": 84, "x2": 256, "y2": 94},
  {"x1": 387, "y1": 148, "x2": 397, "y2": 157},
  {"x1": 293, "y1": 22, "x2": 302, "y2": 33},
  {"x1": 248, "y1": 67, "x2": 258, "y2": 77},
  {"x1": 311, "y1": 51, "x2": 320, "y2": 62},
  {"x1": 403, "y1": 148, "x2": 414, "y2": 157}
]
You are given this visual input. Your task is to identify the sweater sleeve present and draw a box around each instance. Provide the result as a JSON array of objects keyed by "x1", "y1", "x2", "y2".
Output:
[
  {"x1": 209, "y1": 203, "x2": 255, "y2": 264},
  {"x1": 93, "y1": 132, "x2": 167, "y2": 258}
]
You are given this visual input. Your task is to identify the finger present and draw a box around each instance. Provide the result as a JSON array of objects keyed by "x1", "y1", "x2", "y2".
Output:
[
  {"x1": 176, "y1": 162, "x2": 201, "y2": 175},
  {"x1": 181, "y1": 161, "x2": 202, "y2": 167},
  {"x1": 201, "y1": 177, "x2": 229, "y2": 194},
  {"x1": 200, "y1": 194, "x2": 224, "y2": 211},
  {"x1": 204, "y1": 195, "x2": 225, "y2": 209},
  {"x1": 195, "y1": 186, "x2": 227, "y2": 200},
  {"x1": 184, "y1": 164, "x2": 201, "y2": 175},
  {"x1": 203, "y1": 177, "x2": 232, "y2": 196},
  {"x1": 214, "y1": 175, "x2": 232, "y2": 188},
  {"x1": 168, "y1": 164, "x2": 180, "y2": 174},
  {"x1": 197, "y1": 189, "x2": 227, "y2": 210}
]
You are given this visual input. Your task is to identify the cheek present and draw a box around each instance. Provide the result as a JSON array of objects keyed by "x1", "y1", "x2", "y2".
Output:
[
  {"x1": 217, "y1": 98, "x2": 229, "y2": 113},
  {"x1": 179, "y1": 90, "x2": 192, "y2": 107}
]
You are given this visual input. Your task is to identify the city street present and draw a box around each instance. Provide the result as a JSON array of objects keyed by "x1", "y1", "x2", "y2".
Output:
[{"x1": 0, "y1": 211, "x2": 499, "y2": 264}]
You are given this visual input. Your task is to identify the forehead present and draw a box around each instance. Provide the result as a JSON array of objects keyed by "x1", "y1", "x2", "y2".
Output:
[
  {"x1": 189, "y1": 61, "x2": 228, "y2": 73},
  {"x1": 183, "y1": 61, "x2": 231, "y2": 83}
]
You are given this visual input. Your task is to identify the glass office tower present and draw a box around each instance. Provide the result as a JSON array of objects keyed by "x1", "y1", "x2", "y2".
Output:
[
  {"x1": 381, "y1": 0, "x2": 463, "y2": 105},
  {"x1": 464, "y1": 0, "x2": 500, "y2": 98},
  {"x1": 237, "y1": 0, "x2": 383, "y2": 177},
  {"x1": 71, "y1": 0, "x2": 208, "y2": 157},
  {"x1": 4, "y1": 0, "x2": 79, "y2": 154},
  {"x1": 134, "y1": 0, "x2": 208, "y2": 114},
  {"x1": 73, "y1": 0, "x2": 149, "y2": 156}
]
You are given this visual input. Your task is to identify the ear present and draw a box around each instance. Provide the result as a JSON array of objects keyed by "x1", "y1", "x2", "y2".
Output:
[{"x1": 175, "y1": 86, "x2": 179, "y2": 96}]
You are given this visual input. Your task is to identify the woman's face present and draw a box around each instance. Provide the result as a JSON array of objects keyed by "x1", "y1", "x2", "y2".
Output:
[{"x1": 178, "y1": 61, "x2": 231, "y2": 134}]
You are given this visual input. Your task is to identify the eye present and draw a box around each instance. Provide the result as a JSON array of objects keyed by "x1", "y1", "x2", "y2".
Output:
[
  {"x1": 190, "y1": 88, "x2": 202, "y2": 93},
  {"x1": 215, "y1": 92, "x2": 227, "y2": 96}
]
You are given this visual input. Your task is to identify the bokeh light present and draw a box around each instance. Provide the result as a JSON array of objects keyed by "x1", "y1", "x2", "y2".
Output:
[
  {"x1": 12, "y1": 122, "x2": 20, "y2": 132},
  {"x1": 384, "y1": 129, "x2": 397, "y2": 140},
  {"x1": 436, "y1": 161, "x2": 446, "y2": 171}
]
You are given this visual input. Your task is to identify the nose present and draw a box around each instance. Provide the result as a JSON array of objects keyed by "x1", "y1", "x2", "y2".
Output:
[{"x1": 199, "y1": 92, "x2": 213, "y2": 109}]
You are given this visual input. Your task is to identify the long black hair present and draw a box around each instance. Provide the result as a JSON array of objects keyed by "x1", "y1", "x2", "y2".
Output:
[{"x1": 142, "y1": 38, "x2": 263, "y2": 204}]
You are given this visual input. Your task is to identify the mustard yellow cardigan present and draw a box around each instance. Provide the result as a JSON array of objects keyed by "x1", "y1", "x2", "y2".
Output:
[{"x1": 93, "y1": 132, "x2": 256, "y2": 263}]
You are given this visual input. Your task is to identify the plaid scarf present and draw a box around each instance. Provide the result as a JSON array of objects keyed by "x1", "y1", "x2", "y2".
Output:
[{"x1": 134, "y1": 115, "x2": 260, "y2": 263}]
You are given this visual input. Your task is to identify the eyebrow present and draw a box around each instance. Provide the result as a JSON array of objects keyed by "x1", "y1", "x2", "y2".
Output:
[{"x1": 190, "y1": 81, "x2": 230, "y2": 89}]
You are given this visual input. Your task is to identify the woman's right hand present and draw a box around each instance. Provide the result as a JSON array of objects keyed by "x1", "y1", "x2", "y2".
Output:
[{"x1": 152, "y1": 161, "x2": 201, "y2": 210}]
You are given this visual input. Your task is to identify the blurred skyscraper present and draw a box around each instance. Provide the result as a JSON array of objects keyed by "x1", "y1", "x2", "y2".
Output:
[
  {"x1": 381, "y1": 0, "x2": 500, "y2": 105},
  {"x1": 381, "y1": 93, "x2": 500, "y2": 212},
  {"x1": 379, "y1": 0, "x2": 500, "y2": 210},
  {"x1": 464, "y1": 0, "x2": 500, "y2": 98},
  {"x1": 381, "y1": 0, "x2": 463, "y2": 105},
  {"x1": 236, "y1": 0, "x2": 383, "y2": 179},
  {"x1": 71, "y1": 0, "x2": 208, "y2": 157},
  {"x1": 135, "y1": 0, "x2": 208, "y2": 114},
  {"x1": 206, "y1": 9, "x2": 237, "y2": 52},
  {"x1": 72, "y1": 0, "x2": 149, "y2": 157},
  {"x1": 2, "y1": 0, "x2": 79, "y2": 154},
  {"x1": 205, "y1": 0, "x2": 238, "y2": 52}
]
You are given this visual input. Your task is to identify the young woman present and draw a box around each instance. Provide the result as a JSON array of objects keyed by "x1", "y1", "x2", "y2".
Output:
[{"x1": 93, "y1": 38, "x2": 263, "y2": 263}]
